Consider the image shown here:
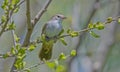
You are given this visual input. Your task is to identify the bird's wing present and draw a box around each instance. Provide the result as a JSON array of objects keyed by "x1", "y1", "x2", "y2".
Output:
[{"x1": 41, "y1": 23, "x2": 48, "y2": 35}]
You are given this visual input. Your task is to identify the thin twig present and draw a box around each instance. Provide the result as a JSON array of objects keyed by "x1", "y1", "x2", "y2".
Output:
[
  {"x1": 31, "y1": 0, "x2": 52, "y2": 25},
  {"x1": 14, "y1": 55, "x2": 71, "y2": 72},
  {"x1": 0, "y1": 14, "x2": 9, "y2": 36},
  {"x1": 10, "y1": 16, "x2": 18, "y2": 72},
  {"x1": 58, "y1": 28, "x2": 92, "y2": 39}
]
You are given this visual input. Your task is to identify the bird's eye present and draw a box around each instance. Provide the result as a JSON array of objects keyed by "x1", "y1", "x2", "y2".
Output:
[{"x1": 57, "y1": 16, "x2": 60, "y2": 18}]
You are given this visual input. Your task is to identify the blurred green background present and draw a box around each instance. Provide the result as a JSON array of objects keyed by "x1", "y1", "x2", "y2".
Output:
[{"x1": 0, "y1": 0, "x2": 120, "y2": 72}]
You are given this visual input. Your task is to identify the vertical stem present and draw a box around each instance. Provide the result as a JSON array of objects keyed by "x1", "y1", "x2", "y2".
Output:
[
  {"x1": 26, "y1": 0, "x2": 32, "y2": 29},
  {"x1": 22, "y1": 0, "x2": 32, "y2": 46}
]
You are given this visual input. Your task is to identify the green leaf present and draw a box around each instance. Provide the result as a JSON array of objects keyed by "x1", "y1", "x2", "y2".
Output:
[
  {"x1": 3, "y1": 53, "x2": 9, "y2": 59},
  {"x1": 107, "y1": 17, "x2": 113, "y2": 23},
  {"x1": 11, "y1": 47, "x2": 16, "y2": 55},
  {"x1": 1, "y1": 0, "x2": 9, "y2": 11},
  {"x1": 14, "y1": 35, "x2": 20, "y2": 43},
  {"x1": 4, "y1": 0, "x2": 9, "y2": 5},
  {"x1": 28, "y1": 44, "x2": 36, "y2": 51},
  {"x1": 54, "y1": 60, "x2": 59, "y2": 66},
  {"x1": 59, "y1": 38, "x2": 67, "y2": 46},
  {"x1": 21, "y1": 61, "x2": 26, "y2": 69},
  {"x1": 41, "y1": 34, "x2": 46, "y2": 42},
  {"x1": 12, "y1": 0, "x2": 20, "y2": 5},
  {"x1": 16, "y1": 43, "x2": 21, "y2": 50},
  {"x1": 67, "y1": 28, "x2": 71, "y2": 34},
  {"x1": 95, "y1": 22, "x2": 104, "y2": 30},
  {"x1": 46, "y1": 61, "x2": 56, "y2": 69},
  {"x1": 10, "y1": 5, "x2": 14, "y2": 10},
  {"x1": 118, "y1": 18, "x2": 120, "y2": 24},
  {"x1": 67, "y1": 29, "x2": 79, "y2": 37},
  {"x1": 1, "y1": 15, "x2": 6, "y2": 22},
  {"x1": 17, "y1": 54, "x2": 26, "y2": 60},
  {"x1": 88, "y1": 22, "x2": 94, "y2": 28},
  {"x1": 14, "y1": 59, "x2": 23, "y2": 69},
  {"x1": 59, "y1": 29, "x2": 64, "y2": 36},
  {"x1": 7, "y1": 21, "x2": 16, "y2": 30},
  {"x1": 89, "y1": 31, "x2": 100, "y2": 38},
  {"x1": 24, "y1": 69, "x2": 31, "y2": 72},
  {"x1": 59, "y1": 53, "x2": 66, "y2": 60},
  {"x1": 14, "y1": 7, "x2": 19, "y2": 13},
  {"x1": 70, "y1": 50, "x2": 76, "y2": 56},
  {"x1": 14, "y1": 59, "x2": 26, "y2": 70},
  {"x1": 56, "y1": 65, "x2": 65, "y2": 72},
  {"x1": 1, "y1": 4, "x2": 6, "y2": 10},
  {"x1": 17, "y1": 48, "x2": 26, "y2": 56},
  {"x1": 17, "y1": 48, "x2": 26, "y2": 60},
  {"x1": 70, "y1": 31, "x2": 79, "y2": 37}
]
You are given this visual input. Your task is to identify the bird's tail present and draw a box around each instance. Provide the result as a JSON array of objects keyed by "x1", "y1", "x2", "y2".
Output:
[{"x1": 39, "y1": 40, "x2": 54, "y2": 60}]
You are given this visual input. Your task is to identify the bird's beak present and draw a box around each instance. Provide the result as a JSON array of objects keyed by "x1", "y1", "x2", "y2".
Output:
[{"x1": 62, "y1": 16, "x2": 67, "y2": 19}]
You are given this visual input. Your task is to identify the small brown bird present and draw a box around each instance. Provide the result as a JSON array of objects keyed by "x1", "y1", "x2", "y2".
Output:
[{"x1": 39, "y1": 14, "x2": 66, "y2": 60}]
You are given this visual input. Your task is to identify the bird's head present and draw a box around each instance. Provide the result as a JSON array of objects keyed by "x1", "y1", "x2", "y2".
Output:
[{"x1": 51, "y1": 14, "x2": 66, "y2": 21}]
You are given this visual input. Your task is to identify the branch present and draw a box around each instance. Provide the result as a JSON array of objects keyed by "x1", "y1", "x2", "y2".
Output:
[
  {"x1": 22, "y1": 0, "x2": 32, "y2": 47},
  {"x1": 26, "y1": 0, "x2": 32, "y2": 29},
  {"x1": 22, "y1": 0, "x2": 52, "y2": 46},
  {"x1": 30, "y1": 15, "x2": 120, "y2": 45},
  {"x1": 0, "y1": 14, "x2": 9, "y2": 36},
  {"x1": 14, "y1": 55, "x2": 71, "y2": 72},
  {"x1": 10, "y1": 30, "x2": 18, "y2": 72},
  {"x1": 31, "y1": 0, "x2": 52, "y2": 25},
  {"x1": 58, "y1": 28, "x2": 91, "y2": 39}
]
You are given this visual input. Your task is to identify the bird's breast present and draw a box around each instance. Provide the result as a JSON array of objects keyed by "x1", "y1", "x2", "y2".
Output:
[{"x1": 45, "y1": 21, "x2": 62, "y2": 38}]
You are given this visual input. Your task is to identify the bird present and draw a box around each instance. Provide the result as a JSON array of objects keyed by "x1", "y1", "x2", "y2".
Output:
[{"x1": 39, "y1": 14, "x2": 66, "y2": 61}]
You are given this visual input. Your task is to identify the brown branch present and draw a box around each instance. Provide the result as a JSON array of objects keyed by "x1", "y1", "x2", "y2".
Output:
[
  {"x1": 31, "y1": 0, "x2": 52, "y2": 25},
  {"x1": 22, "y1": 0, "x2": 52, "y2": 46},
  {"x1": 22, "y1": 0, "x2": 32, "y2": 47},
  {"x1": 58, "y1": 28, "x2": 91, "y2": 39},
  {"x1": 26, "y1": 0, "x2": 32, "y2": 29}
]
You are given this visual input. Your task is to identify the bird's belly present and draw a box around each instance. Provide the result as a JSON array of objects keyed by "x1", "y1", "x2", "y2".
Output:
[{"x1": 45, "y1": 24, "x2": 62, "y2": 38}]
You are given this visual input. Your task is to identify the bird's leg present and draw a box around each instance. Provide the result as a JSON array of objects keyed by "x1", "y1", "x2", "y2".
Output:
[{"x1": 45, "y1": 36, "x2": 51, "y2": 41}]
